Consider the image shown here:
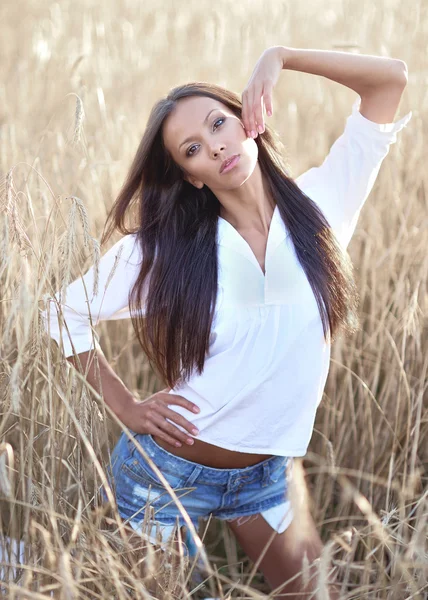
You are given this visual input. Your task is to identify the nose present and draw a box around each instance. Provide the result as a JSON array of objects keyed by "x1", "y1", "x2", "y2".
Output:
[{"x1": 211, "y1": 143, "x2": 226, "y2": 158}]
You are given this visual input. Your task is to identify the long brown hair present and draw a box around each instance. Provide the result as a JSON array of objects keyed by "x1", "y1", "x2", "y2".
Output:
[{"x1": 100, "y1": 82, "x2": 360, "y2": 389}]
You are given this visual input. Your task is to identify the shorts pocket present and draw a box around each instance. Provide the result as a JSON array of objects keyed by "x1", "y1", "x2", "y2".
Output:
[{"x1": 121, "y1": 452, "x2": 191, "y2": 490}]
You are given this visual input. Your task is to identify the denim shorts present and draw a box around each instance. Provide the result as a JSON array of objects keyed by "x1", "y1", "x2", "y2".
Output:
[{"x1": 101, "y1": 431, "x2": 294, "y2": 547}]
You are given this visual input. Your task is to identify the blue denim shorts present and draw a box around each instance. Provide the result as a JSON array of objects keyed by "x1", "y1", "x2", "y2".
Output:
[{"x1": 101, "y1": 431, "x2": 294, "y2": 547}]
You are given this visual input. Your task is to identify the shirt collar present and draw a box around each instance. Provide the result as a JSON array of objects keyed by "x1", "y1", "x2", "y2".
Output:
[{"x1": 216, "y1": 204, "x2": 289, "y2": 270}]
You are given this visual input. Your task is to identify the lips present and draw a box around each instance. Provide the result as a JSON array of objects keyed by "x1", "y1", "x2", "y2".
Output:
[{"x1": 220, "y1": 154, "x2": 240, "y2": 174}]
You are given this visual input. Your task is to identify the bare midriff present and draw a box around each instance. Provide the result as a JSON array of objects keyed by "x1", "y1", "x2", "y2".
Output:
[{"x1": 152, "y1": 434, "x2": 273, "y2": 469}]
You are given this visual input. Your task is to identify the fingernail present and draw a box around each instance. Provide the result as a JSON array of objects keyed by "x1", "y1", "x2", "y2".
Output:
[
  {"x1": 187, "y1": 438, "x2": 194, "y2": 445},
  {"x1": 192, "y1": 428, "x2": 199, "y2": 435},
  {"x1": 251, "y1": 130, "x2": 256, "y2": 138},
  {"x1": 175, "y1": 441, "x2": 182, "y2": 447},
  {"x1": 267, "y1": 110, "x2": 272, "y2": 116},
  {"x1": 258, "y1": 125, "x2": 264, "y2": 133},
  {"x1": 193, "y1": 406, "x2": 200, "y2": 413}
]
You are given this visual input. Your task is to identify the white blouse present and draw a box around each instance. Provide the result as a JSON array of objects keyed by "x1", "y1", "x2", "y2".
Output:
[{"x1": 41, "y1": 96, "x2": 412, "y2": 457}]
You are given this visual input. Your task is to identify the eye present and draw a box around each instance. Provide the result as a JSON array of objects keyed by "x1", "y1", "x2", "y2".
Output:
[
  {"x1": 186, "y1": 117, "x2": 226, "y2": 157},
  {"x1": 214, "y1": 117, "x2": 225, "y2": 129}
]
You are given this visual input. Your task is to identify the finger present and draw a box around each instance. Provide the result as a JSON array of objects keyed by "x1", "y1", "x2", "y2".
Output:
[
  {"x1": 241, "y1": 89, "x2": 251, "y2": 137},
  {"x1": 263, "y1": 81, "x2": 274, "y2": 117},
  {"x1": 247, "y1": 87, "x2": 258, "y2": 137},
  {"x1": 148, "y1": 423, "x2": 183, "y2": 448},
  {"x1": 159, "y1": 393, "x2": 200, "y2": 414},
  {"x1": 151, "y1": 413, "x2": 195, "y2": 446},
  {"x1": 243, "y1": 86, "x2": 253, "y2": 136},
  {"x1": 158, "y1": 405, "x2": 199, "y2": 436},
  {"x1": 249, "y1": 88, "x2": 262, "y2": 138},
  {"x1": 254, "y1": 91, "x2": 265, "y2": 134}
]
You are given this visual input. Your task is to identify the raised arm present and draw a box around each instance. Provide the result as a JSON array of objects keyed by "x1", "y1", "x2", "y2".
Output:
[
  {"x1": 279, "y1": 47, "x2": 407, "y2": 123},
  {"x1": 240, "y1": 46, "x2": 412, "y2": 249},
  {"x1": 294, "y1": 95, "x2": 412, "y2": 249},
  {"x1": 241, "y1": 45, "x2": 408, "y2": 136}
]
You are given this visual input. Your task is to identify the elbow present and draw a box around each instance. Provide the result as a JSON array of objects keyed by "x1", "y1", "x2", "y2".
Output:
[{"x1": 393, "y1": 59, "x2": 409, "y2": 87}]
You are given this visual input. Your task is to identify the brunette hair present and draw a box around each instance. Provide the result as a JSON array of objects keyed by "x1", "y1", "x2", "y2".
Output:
[{"x1": 100, "y1": 82, "x2": 359, "y2": 389}]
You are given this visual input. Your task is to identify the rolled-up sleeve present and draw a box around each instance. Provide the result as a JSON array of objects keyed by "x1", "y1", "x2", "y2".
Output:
[
  {"x1": 295, "y1": 95, "x2": 412, "y2": 249},
  {"x1": 40, "y1": 233, "x2": 143, "y2": 357}
]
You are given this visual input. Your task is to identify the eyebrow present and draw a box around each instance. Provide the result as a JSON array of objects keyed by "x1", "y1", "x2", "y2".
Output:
[{"x1": 178, "y1": 108, "x2": 218, "y2": 151}]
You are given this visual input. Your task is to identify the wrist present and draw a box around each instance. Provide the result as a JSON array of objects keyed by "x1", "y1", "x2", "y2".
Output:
[
  {"x1": 106, "y1": 390, "x2": 139, "y2": 421},
  {"x1": 273, "y1": 45, "x2": 294, "y2": 69}
]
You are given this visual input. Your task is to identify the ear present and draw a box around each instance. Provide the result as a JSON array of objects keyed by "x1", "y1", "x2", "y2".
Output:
[{"x1": 184, "y1": 174, "x2": 204, "y2": 189}]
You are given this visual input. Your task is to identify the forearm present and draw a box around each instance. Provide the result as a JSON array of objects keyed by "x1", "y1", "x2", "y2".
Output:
[
  {"x1": 277, "y1": 46, "x2": 407, "y2": 96},
  {"x1": 67, "y1": 350, "x2": 137, "y2": 420}
]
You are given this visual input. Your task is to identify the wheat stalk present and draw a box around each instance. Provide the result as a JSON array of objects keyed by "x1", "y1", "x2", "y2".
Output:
[
  {"x1": 0, "y1": 451, "x2": 11, "y2": 498},
  {"x1": 72, "y1": 96, "x2": 85, "y2": 146}
]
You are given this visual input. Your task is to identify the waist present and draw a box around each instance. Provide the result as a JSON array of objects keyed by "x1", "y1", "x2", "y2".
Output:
[{"x1": 152, "y1": 435, "x2": 273, "y2": 468}]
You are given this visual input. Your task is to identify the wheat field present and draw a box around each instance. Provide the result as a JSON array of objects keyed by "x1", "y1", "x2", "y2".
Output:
[{"x1": 0, "y1": 0, "x2": 426, "y2": 598}]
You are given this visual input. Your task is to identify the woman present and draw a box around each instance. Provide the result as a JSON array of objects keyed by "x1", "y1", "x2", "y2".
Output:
[{"x1": 42, "y1": 46, "x2": 411, "y2": 598}]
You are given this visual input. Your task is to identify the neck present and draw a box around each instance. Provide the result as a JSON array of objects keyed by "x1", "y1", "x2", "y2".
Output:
[{"x1": 215, "y1": 163, "x2": 276, "y2": 235}]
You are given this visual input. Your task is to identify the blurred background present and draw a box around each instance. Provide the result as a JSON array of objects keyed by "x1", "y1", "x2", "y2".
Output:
[{"x1": 0, "y1": 0, "x2": 426, "y2": 598}]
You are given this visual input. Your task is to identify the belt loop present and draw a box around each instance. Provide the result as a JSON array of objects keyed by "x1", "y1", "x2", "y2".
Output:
[
  {"x1": 262, "y1": 462, "x2": 271, "y2": 488},
  {"x1": 185, "y1": 464, "x2": 204, "y2": 487},
  {"x1": 126, "y1": 432, "x2": 138, "y2": 456}
]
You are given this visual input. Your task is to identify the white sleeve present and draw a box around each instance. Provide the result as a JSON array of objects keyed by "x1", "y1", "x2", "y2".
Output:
[
  {"x1": 41, "y1": 233, "x2": 143, "y2": 357},
  {"x1": 295, "y1": 95, "x2": 412, "y2": 249}
]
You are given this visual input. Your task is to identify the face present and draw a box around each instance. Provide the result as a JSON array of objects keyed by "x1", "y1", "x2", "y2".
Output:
[{"x1": 162, "y1": 95, "x2": 259, "y2": 192}]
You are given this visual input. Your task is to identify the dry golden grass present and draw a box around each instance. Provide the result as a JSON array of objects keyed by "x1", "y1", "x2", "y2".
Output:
[{"x1": 0, "y1": 0, "x2": 426, "y2": 598}]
